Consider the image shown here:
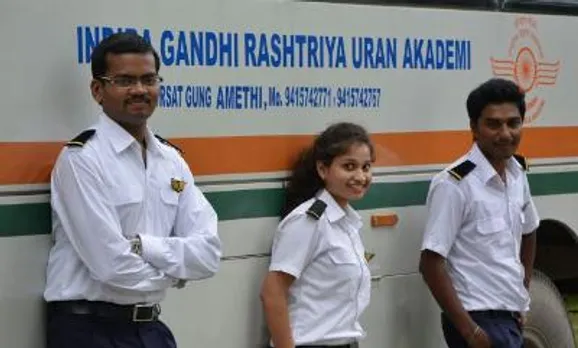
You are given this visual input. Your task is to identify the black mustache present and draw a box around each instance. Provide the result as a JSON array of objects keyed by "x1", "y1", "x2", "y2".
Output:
[{"x1": 125, "y1": 97, "x2": 151, "y2": 104}]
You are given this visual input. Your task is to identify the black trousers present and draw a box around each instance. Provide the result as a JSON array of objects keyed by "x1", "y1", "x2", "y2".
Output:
[
  {"x1": 46, "y1": 308, "x2": 177, "y2": 348},
  {"x1": 442, "y1": 311, "x2": 523, "y2": 348}
]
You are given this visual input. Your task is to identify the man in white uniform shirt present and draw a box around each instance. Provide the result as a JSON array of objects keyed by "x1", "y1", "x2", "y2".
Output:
[
  {"x1": 420, "y1": 78, "x2": 539, "y2": 348},
  {"x1": 44, "y1": 32, "x2": 221, "y2": 348}
]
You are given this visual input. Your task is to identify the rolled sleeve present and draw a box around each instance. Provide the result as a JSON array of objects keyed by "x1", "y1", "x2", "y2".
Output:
[
  {"x1": 269, "y1": 213, "x2": 319, "y2": 279},
  {"x1": 421, "y1": 178, "x2": 466, "y2": 258}
]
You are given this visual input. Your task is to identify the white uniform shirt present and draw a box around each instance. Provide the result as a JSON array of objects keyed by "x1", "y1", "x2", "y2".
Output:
[
  {"x1": 269, "y1": 189, "x2": 371, "y2": 346},
  {"x1": 44, "y1": 114, "x2": 222, "y2": 305},
  {"x1": 421, "y1": 143, "x2": 540, "y2": 312}
]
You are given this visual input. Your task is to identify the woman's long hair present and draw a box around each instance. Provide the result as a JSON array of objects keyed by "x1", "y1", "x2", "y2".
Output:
[{"x1": 281, "y1": 122, "x2": 375, "y2": 218}]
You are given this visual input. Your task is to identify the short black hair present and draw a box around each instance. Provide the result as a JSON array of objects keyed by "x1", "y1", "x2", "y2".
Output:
[
  {"x1": 466, "y1": 78, "x2": 526, "y2": 123},
  {"x1": 91, "y1": 32, "x2": 160, "y2": 78}
]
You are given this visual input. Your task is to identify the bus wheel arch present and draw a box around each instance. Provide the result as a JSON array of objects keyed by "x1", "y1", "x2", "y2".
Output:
[{"x1": 524, "y1": 219, "x2": 578, "y2": 348}]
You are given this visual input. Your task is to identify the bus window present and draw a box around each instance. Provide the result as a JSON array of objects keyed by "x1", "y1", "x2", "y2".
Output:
[
  {"x1": 501, "y1": 0, "x2": 578, "y2": 15},
  {"x1": 300, "y1": 0, "x2": 499, "y2": 10},
  {"x1": 378, "y1": 0, "x2": 497, "y2": 9},
  {"x1": 301, "y1": 0, "x2": 499, "y2": 10}
]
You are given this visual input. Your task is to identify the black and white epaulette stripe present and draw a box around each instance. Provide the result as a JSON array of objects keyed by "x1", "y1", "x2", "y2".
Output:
[
  {"x1": 306, "y1": 200, "x2": 327, "y2": 220},
  {"x1": 154, "y1": 134, "x2": 184, "y2": 155},
  {"x1": 66, "y1": 129, "x2": 96, "y2": 147},
  {"x1": 448, "y1": 160, "x2": 476, "y2": 181},
  {"x1": 513, "y1": 154, "x2": 529, "y2": 171}
]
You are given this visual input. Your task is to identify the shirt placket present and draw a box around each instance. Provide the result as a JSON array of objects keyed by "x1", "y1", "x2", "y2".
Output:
[
  {"x1": 505, "y1": 175, "x2": 526, "y2": 303},
  {"x1": 343, "y1": 221, "x2": 363, "y2": 325},
  {"x1": 500, "y1": 177, "x2": 517, "y2": 257},
  {"x1": 141, "y1": 147, "x2": 154, "y2": 303},
  {"x1": 143, "y1": 153, "x2": 150, "y2": 236}
]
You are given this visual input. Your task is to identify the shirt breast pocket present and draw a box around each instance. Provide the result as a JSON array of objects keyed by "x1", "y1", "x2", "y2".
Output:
[
  {"x1": 327, "y1": 248, "x2": 359, "y2": 299},
  {"x1": 477, "y1": 217, "x2": 507, "y2": 235},
  {"x1": 112, "y1": 185, "x2": 143, "y2": 207},
  {"x1": 111, "y1": 185, "x2": 143, "y2": 235},
  {"x1": 159, "y1": 189, "x2": 180, "y2": 225},
  {"x1": 475, "y1": 216, "x2": 510, "y2": 257}
]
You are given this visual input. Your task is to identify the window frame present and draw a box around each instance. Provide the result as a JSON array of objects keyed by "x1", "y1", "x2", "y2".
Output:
[{"x1": 300, "y1": 0, "x2": 578, "y2": 16}]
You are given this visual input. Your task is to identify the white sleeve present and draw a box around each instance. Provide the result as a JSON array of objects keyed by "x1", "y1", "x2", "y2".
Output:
[
  {"x1": 421, "y1": 179, "x2": 466, "y2": 258},
  {"x1": 51, "y1": 150, "x2": 174, "y2": 291},
  {"x1": 139, "y1": 158, "x2": 221, "y2": 281},
  {"x1": 269, "y1": 213, "x2": 320, "y2": 279},
  {"x1": 522, "y1": 174, "x2": 540, "y2": 235}
]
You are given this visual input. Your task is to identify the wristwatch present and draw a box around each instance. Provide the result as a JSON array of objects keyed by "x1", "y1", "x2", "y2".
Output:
[{"x1": 130, "y1": 235, "x2": 142, "y2": 256}]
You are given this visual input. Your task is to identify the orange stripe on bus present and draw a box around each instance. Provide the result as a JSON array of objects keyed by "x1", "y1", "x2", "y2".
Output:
[{"x1": 1, "y1": 126, "x2": 578, "y2": 185}]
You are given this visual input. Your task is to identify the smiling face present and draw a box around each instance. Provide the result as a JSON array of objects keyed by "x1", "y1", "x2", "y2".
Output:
[
  {"x1": 316, "y1": 142, "x2": 373, "y2": 207},
  {"x1": 471, "y1": 102, "x2": 523, "y2": 163},
  {"x1": 90, "y1": 52, "x2": 159, "y2": 128}
]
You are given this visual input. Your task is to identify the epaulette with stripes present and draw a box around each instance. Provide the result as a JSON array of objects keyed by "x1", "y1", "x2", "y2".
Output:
[
  {"x1": 448, "y1": 160, "x2": 476, "y2": 181},
  {"x1": 513, "y1": 154, "x2": 529, "y2": 171},
  {"x1": 154, "y1": 134, "x2": 184, "y2": 155},
  {"x1": 306, "y1": 200, "x2": 327, "y2": 220},
  {"x1": 66, "y1": 129, "x2": 96, "y2": 147}
]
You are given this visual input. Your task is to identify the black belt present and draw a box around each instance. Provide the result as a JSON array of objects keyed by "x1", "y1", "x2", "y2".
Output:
[
  {"x1": 47, "y1": 300, "x2": 161, "y2": 322},
  {"x1": 469, "y1": 310, "x2": 521, "y2": 319},
  {"x1": 297, "y1": 345, "x2": 353, "y2": 348}
]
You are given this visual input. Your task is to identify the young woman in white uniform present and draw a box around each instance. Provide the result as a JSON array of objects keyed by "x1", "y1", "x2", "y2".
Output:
[{"x1": 260, "y1": 122, "x2": 374, "y2": 348}]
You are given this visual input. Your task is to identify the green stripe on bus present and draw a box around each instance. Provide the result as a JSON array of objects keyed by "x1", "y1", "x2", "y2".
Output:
[{"x1": 0, "y1": 171, "x2": 576, "y2": 237}]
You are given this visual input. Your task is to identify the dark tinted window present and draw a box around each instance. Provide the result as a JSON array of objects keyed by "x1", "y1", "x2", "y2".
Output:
[
  {"x1": 303, "y1": 0, "x2": 578, "y2": 14},
  {"x1": 302, "y1": 0, "x2": 498, "y2": 10},
  {"x1": 502, "y1": 0, "x2": 578, "y2": 15}
]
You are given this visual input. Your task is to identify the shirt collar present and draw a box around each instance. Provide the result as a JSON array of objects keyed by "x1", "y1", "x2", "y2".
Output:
[
  {"x1": 317, "y1": 189, "x2": 362, "y2": 229},
  {"x1": 468, "y1": 142, "x2": 522, "y2": 183},
  {"x1": 97, "y1": 114, "x2": 164, "y2": 157}
]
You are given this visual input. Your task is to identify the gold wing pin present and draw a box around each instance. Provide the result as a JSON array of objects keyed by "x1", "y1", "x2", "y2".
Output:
[{"x1": 171, "y1": 178, "x2": 186, "y2": 193}]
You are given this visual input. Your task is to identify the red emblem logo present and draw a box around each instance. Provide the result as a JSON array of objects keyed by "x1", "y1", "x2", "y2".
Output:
[{"x1": 490, "y1": 16, "x2": 560, "y2": 123}]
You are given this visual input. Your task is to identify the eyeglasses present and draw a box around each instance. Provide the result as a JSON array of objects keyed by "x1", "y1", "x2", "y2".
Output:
[{"x1": 99, "y1": 75, "x2": 164, "y2": 88}]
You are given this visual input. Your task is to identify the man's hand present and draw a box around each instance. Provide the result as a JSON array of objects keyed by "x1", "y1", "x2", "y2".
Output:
[
  {"x1": 518, "y1": 313, "x2": 527, "y2": 327},
  {"x1": 173, "y1": 279, "x2": 187, "y2": 289},
  {"x1": 467, "y1": 326, "x2": 492, "y2": 348},
  {"x1": 524, "y1": 275, "x2": 531, "y2": 290}
]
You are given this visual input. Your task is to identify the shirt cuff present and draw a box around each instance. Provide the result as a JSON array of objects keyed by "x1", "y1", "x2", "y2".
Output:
[
  {"x1": 139, "y1": 234, "x2": 169, "y2": 268},
  {"x1": 522, "y1": 219, "x2": 540, "y2": 235},
  {"x1": 269, "y1": 263, "x2": 302, "y2": 279},
  {"x1": 420, "y1": 240, "x2": 449, "y2": 258}
]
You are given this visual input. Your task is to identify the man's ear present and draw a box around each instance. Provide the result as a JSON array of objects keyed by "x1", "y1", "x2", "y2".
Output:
[
  {"x1": 469, "y1": 119, "x2": 478, "y2": 141},
  {"x1": 90, "y1": 79, "x2": 104, "y2": 105}
]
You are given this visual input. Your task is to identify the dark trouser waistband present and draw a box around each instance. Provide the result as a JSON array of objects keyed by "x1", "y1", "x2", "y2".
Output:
[
  {"x1": 298, "y1": 345, "x2": 353, "y2": 348},
  {"x1": 469, "y1": 310, "x2": 521, "y2": 319},
  {"x1": 297, "y1": 345, "x2": 352, "y2": 348},
  {"x1": 47, "y1": 300, "x2": 161, "y2": 323}
]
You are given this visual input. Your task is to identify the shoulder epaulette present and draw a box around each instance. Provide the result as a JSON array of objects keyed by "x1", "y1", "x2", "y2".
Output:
[
  {"x1": 513, "y1": 154, "x2": 529, "y2": 171},
  {"x1": 306, "y1": 200, "x2": 327, "y2": 220},
  {"x1": 66, "y1": 129, "x2": 96, "y2": 147},
  {"x1": 448, "y1": 160, "x2": 476, "y2": 181},
  {"x1": 154, "y1": 134, "x2": 184, "y2": 155}
]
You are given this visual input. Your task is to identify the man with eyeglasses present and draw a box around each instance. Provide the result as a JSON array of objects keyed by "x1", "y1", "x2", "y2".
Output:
[{"x1": 44, "y1": 32, "x2": 222, "y2": 348}]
